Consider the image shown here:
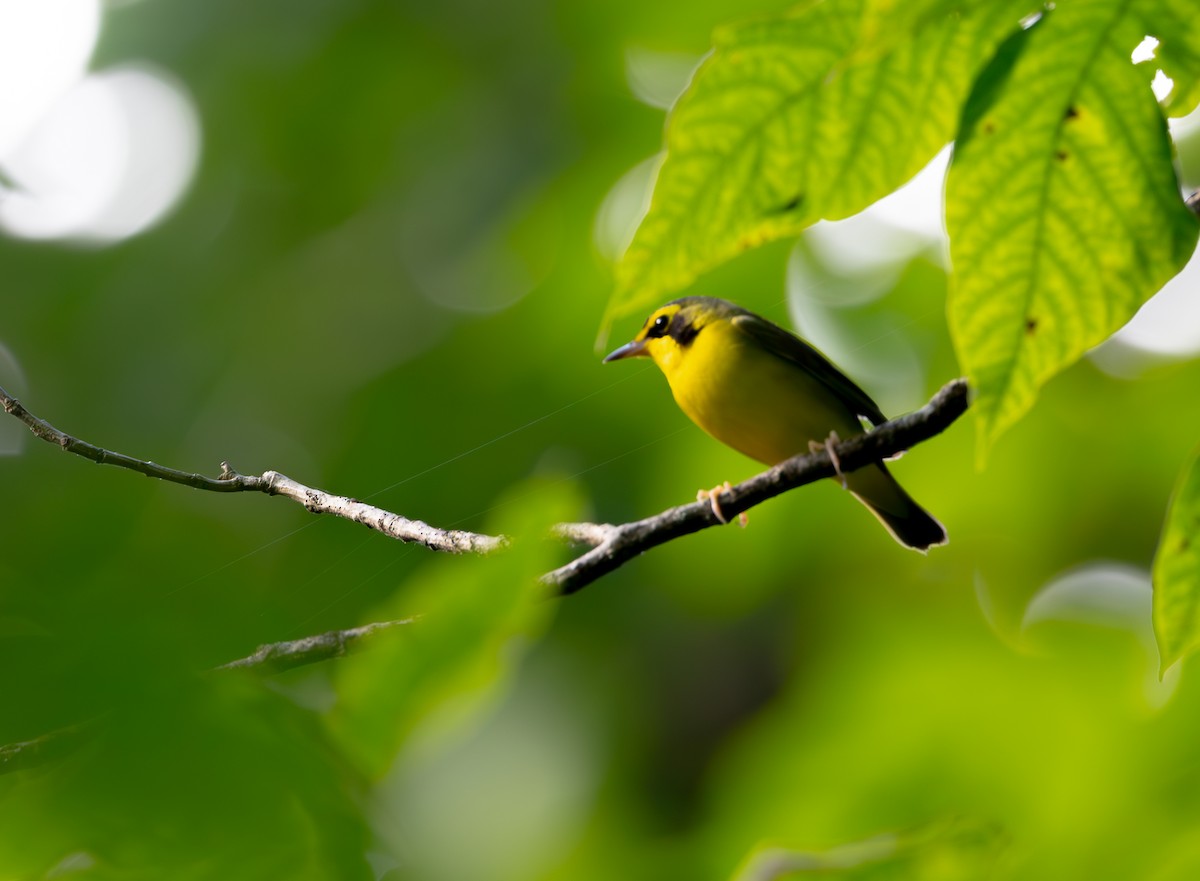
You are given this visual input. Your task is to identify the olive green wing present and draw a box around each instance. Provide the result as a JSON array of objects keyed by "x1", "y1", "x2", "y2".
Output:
[{"x1": 731, "y1": 313, "x2": 887, "y2": 425}]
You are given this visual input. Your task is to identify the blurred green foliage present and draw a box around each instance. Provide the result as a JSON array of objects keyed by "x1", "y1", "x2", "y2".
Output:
[
  {"x1": 2, "y1": 1, "x2": 1200, "y2": 880},
  {"x1": 329, "y1": 478, "x2": 578, "y2": 777},
  {"x1": 1154, "y1": 448, "x2": 1200, "y2": 671}
]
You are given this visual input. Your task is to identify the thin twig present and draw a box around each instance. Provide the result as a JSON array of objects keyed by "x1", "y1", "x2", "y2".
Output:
[
  {"x1": 250, "y1": 470, "x2": 505, "y2": 554},
  {"x1": 216, "y1": 617, "x2": 418, "y2": 675},
  {"x1": 0, "y1": 384, "x2": 506, "y2": 555},
  {"x1": 544, "y1": 378, "x2": 970, "y2": 594}
]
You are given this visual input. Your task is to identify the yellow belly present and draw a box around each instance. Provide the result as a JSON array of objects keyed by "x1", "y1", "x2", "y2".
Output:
[{"x1": 661, "y1": 319, "x2": 864, "y2": 466}]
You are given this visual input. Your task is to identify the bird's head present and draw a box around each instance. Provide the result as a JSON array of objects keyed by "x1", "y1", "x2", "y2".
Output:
[{"x1": 603, "y1": 297, "x2": 730, "y2": 373}]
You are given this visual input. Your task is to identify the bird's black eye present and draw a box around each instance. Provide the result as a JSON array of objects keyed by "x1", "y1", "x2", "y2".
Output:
[{"x1": 648, "y1": 314, "x2": 670, "y2": 338}]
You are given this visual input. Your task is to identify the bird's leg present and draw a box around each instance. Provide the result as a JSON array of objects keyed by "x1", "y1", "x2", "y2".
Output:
[
  {"x1": 698, "y1": 481, "x2": 734, "y2": 524},
  {"x1": 809, "y1": 431, "x2": 847, "y2": 489}
]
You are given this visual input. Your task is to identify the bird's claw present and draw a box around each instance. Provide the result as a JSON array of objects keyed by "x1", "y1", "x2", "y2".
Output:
[
  {"x1": 698, "y1": 481, "x2": 740, "y2": 525},
  {"x1": 810, "y1": 431, "x2": 846, "y2": 489}
]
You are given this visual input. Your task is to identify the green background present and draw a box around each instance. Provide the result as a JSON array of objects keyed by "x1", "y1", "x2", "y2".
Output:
[{"x1": 3, "y1": 1, "x2": 1200, "y2": 878}]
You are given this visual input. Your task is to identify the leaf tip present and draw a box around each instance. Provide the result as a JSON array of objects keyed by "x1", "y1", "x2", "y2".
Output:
[{"x1": 1157, "y1": 648, "x2": 1180, "y2": 682}]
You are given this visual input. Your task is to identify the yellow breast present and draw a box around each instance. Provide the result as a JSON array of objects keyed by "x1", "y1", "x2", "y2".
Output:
[{"x1": 653, "y1": 317, "x2": 864, "y2": 466}]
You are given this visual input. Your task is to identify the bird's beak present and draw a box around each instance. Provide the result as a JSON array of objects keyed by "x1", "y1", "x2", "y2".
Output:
[{"x1": 603, "y1": 339, "x2": 649, "y2": 362}]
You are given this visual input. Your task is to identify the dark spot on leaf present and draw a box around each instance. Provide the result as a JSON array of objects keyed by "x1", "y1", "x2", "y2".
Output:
[
  {"x1": 1055, "y1": 149, "x2": 1068, "y2": 161},
  {"x1": 1065, "y1": 105, "x2": 1079, "y2": 120},
  {"x1": 1025, "y1": 316, "x2": 1038, "y2": 335},
  {"x1": 983, "y1": 121, "x2": 996, "y2": 135},
  {"x1": 771, "y1": 193, "x2": 805, "y2": 214},
  {"x1": 1181, "y1": 537, "x2": 1191, "y2": 553}
]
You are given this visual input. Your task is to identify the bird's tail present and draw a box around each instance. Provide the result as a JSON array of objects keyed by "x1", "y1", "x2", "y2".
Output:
[{"x1": 846, "y1": 463, "x2": 947, "y2": 552}]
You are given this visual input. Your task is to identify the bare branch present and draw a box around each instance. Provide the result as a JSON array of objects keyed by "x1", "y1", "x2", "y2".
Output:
[
  {"x1": 216, "y1": 617, "x2": 418, "y2": 675},
  {"x1": 251, "y1": 470, "x2": 506, "y2": 554},
  {"x1": 1, "y1": 378, "x2": 968, "y2": 577},
  {"x1": 0, "y1": 384, "x2": 506, "y2": 555},
  {"x1": 544, "y1": 378, "x2": 970, "y2": 594}
]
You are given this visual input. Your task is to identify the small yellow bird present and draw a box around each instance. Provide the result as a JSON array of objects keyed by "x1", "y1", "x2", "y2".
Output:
[{"x1": 604, "y1": 296, "x2": 946, "y2": 551}]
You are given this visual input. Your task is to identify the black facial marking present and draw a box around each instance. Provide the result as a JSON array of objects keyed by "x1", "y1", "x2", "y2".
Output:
[{"x1": 668, "y1": 311, "x2": 699, "y2": 347}]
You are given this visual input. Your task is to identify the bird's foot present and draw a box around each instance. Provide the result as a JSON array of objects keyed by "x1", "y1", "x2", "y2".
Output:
[
  {"x1": 698, "y1": 481, "x2": 743, "y2": 525},
  {"x1": 809, "y1": 431, "x2": 846, "y2": 488}
]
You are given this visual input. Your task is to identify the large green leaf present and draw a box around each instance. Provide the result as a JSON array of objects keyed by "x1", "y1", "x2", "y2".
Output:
[
  {"x1": 1154, "y1": 448, "x2": 1200, "y2": 673},
  {"x1": 946, "y1": 1, "x2": 1199, "y2": 461},
  {"x1": 608, "y1": 0, "x2": 1029, "y2": 323}
]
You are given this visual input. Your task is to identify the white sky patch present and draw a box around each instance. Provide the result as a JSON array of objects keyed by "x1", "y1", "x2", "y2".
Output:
[
  {"x1": 1131, "y1": 35, "x2": 1158, "y2": 64},
  {"x1": 1169, "y1": 101, "x2": 1200, "y2": 140},
  {"x1": 1108, "y1": 248, "x2": 1200, "y2": 357},
  {"x1": 80, "y1": 66, "x2": 200, "y2": 241},
  {"x1": 0, "y1": 0, "x2": 99, "y2": 158},
  {"x1": 0, "y1": 65, "x2": 200, "y2": 243},
  {"x1": 1151, "y1": 70, "x2": 1174, "y2": 102},
  {"x1": 866, "y1": 146, "x2": 950, "y2": 243},
  {"x1": 1129, "y1": 37, "x2": 1173, "y2": 102},
  {"x1": 805, "y1": 147, "x2": 949, "y2": 283},
  {"x1": 0, "y1": 75, "x2": 125, "y2": 239},
  {"x1": 0, "y1": 2, "x2": 200, "y2": 245}
]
